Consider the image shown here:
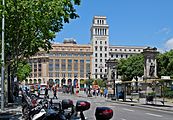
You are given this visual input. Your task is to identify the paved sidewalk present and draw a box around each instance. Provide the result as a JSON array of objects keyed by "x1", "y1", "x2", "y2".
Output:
[
  {"x1": 0, "y1": 104, "x2": 22, "y2": 120},
  {"x1": 0, "y1": 98, "x2": 22, "y2": 120},
  {"x1": 77, "y1": 91, "x2": 173, "y2": 112}
]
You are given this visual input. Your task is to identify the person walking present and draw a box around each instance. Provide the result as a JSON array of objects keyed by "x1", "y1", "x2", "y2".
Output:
[
  {"x1": 53, "y1": 87, "x2": 58, "y2": 99},
  {"x1": 45, "y1": 87, "x2": 49, "y2": 99},
  {"x1": 104, "y1": 88, "x2": 108, "y2": 98}
]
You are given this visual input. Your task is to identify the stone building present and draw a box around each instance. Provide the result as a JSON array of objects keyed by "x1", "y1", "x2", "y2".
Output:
[{"x1": 25, "y1": 16, "x2": 146, "y2": 87}]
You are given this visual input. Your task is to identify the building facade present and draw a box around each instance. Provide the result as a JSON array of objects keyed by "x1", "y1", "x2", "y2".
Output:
[
  {"x1": 25, "y1": 16, "x2": 146, "y2": 87},
  {"x1": 26, "y1": 39, "x2": 92, "y2": 87}
]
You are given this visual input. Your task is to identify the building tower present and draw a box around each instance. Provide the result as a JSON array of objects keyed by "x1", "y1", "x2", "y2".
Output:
[{"x1": 90, "y1": 16, "x2": 109, "y2": 79}]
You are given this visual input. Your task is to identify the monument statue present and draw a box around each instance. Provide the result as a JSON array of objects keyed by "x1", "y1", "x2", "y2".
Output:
[
  {"x1": 149, "y1": 62, "x2": 155, "y2": 77},
  {"x1": 111, "y1": 70, "x2": 115, "y2": 80}
]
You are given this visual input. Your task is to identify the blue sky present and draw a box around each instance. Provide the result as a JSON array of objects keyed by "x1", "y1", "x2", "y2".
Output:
[{"x1": 54, "y1": 0, "x2": 173, "y2": 51}]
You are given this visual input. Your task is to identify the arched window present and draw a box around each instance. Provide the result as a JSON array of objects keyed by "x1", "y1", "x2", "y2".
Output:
[
  {"x1": 29, "y1": 79, "x2": 32, "y2": 84},
  {"x1": 38, "y1": 79, "x2": 41, "y2": 84},
  {"x1": 25, "y1": 79, "x2": 28, "y2": 84},
  {"x1": 34, "y1": 79, "x2": 37, "y2": 84}
]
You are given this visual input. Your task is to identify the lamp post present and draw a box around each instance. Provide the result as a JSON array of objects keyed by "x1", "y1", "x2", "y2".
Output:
[
  {"x1": 111, "y1": 67, "x2": 116, "y2": 97},
  {"x1": 87, "y1": 72, "x2": 92, "y2": 97},
  {"x1": 1, "y1": 0, "x2": 5, "y2": 111}
]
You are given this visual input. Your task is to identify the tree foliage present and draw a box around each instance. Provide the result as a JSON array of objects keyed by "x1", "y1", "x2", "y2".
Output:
[
  {"x1": 157, "y1": 50, "x2": 173, "y2": 78},
  {"x1": 96, "y1": 79, "x2": 106, "y2": 88},
  {"x1": 0, "y1": 0, "x2": 80, "y2": 79},
  {"x1": 118, "y1": 54, "x2": 144, "y2": 81},
  {"x1": 17, "y1": 61, "x2": 32, "y2": 81}
]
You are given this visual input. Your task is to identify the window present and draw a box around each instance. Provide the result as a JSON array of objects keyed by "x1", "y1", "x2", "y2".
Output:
[
  {"x1": 100, "y1": 53, "x2": 102, "y2": 57},
  {"x1": 110, "y1": 49, "x2": 112, "y2": 51},
  {"x1": 62, "y1": 73, "x2": 66, "y2": 77},
  {"x1": 105, "y1": 53, "x2": 107, "y2": 57},
  {"x1": 138, "y1": 49, "x2": 141, "y2": 52},
  {"x1": 38, "y1": 73, "x2": 41, "y2": 77},
  {"x1": 95, "y1": 64, "x2": 97, "y2": 67},
  {"x1": 86, "y1": 60, "x2": 90, "y2": 73},
  {"x1": 62, "y1": 54, "x2": 66, "y2": 56},
  {"x1": 55, "y1": 59, "x2": 59, "y2": 63},
  {"x1": 129, "y1": 49, "x2": 131, "y2": 51},
  {"x1": 68, "y1": 73, "x2": 72, "y2": 77},
  {"x1": 95, "y1": 41, "x2": 97, "y2": 44},
  {"x1": 68, "y1": 59, "x2": 72, "y2": 72},
  {"x1": 105, "y1": 47, "x2": 107, "y2": 51},
  {"x1": 80, "y1": 60, "x2": 84, "y2": 75},
  {"x1": 126, "y1": 55, "x2": 128, "y2": 58},
  {"x1": 49, "y1": 59, "x2": 53, "y2": 63},
  {"x1": 100, "y1": 69, "x2": 102, "y2": 72},
  {"x1": 68, "y1": 54, "x2": 72, "y2": 56},
  {"x1": 95, "y1": 59, "x2": 97, "y2": 62},
  {"x1": 34, "y1": 63, "x2": 37, "y2": 72},
  {"x1": 105, "y1": 41, "x2": 107, "y2": 45},
  {"x1": 49, "y1": 73, "x2": 53, "y2": 77},
  {"x1": 116, "y1": 54, "x2": 118, "y2": 58},
  {"x1": 100, "y1": 41, "x2": 102, "y2": 44},
  {"x1": 95, "y1": 69, "x2": 97, "y2": 72},
  {"x1": 100, "y1": 46, "x2": 103, "y2": 51},
  {"x1": 74, "y1": 60, "x2": 78, "y2": 72},
  {"x1": 120, "y1": 49, "x2": 122, "y2": 51},
  {"x1": 61, "y1": 59, "x2": 66, "y2": 72},
  {"x1": 95, "y1": 46, "x2": 98, "y2": 51},
  {"x1": 100, "y1": 59, "x2": 102, "y2": 62},
  {"x1": 95, "y1": 75, "x2": 97, "y2": 79},
  {"x1": 95, "y1": 53, "x2": 97, "y2": 57},
  {"x1": 49, "y1": 64, "x2": 53, "y2": 71},
  {"x1": 111, "y1": 54, "x2": 113, "y2": 58},
  {"x1": 124, "y1": 49, "x2": 126, "y2": 51},
  {"x1": 55, "y1": 73, "x2": 59, "y2": 77},
  {"x1": 121, "y1": 54, "x2": 123, "y2": 58},
  {"x1": 34, "y1": 74, "x2": 37, "y2": 77},
  {"x1": 38, "y1": 64, "x2": 41, "y2": 72}
]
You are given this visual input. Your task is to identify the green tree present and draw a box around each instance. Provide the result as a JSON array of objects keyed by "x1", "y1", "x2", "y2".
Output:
[
  {"x1": 97, "y1": 79, "x2": 106, "y2": 88},
  {"x1": 118, "y1": 54, "x2": 144, "y2": 81},
  {"x1": 0, "y1": 0, "x2": 81, "y2": 76},
  {"x1": 118, "y1": 54, "x2": 144, "y2": 92},
  {"x1": 17, "y1": 61, "x2": 32, "y2": 82},
  {"x1": 157, "y1": 50, "x2": 173, "y2": 78}
]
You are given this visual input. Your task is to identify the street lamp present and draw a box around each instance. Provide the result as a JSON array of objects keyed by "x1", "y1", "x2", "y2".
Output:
[
  {"x1": 87, "y1": 72, "x2": 92, "y2": 97},
  {"x1": 1, "y1": 0, "x2": 5, "y2": 111},
  {"x1": 111, "y1": 67, "x2": 116, "y2": 99}
]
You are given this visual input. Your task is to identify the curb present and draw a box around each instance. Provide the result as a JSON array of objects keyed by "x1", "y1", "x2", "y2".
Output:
[{"x1": 106, "y1": 100, "x2": 173, "y2": 112}]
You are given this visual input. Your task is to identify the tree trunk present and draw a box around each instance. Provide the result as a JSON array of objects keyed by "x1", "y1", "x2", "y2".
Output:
[
  {"x1": 8, "y1": 64, "x2": 13, "y2": 103},
  {"x1": 135, "y1": 76, "x2": 138, "y2": 93}
]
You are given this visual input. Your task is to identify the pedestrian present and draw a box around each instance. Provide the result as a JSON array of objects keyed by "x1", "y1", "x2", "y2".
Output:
[
  {"x1": 38, "y1": 88, "x2": 40, "y2": 97},
  {"x1": 45, "y1": 87, "x2": 49, "y2": 99},
  {"x1": 104, "y1": 88, "x2": 108, "y2": 98},
  {"x1": 53, "y1": 87, "x2": 58, "y2": 99}
]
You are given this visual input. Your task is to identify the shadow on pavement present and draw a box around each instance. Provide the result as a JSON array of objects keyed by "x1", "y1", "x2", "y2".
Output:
[
  {"x1": 0, "y1": 112, "x2": 22, "y2": 120},
  {"x1": 143, "y1": 104, "x2": 173, "y2": 107}
]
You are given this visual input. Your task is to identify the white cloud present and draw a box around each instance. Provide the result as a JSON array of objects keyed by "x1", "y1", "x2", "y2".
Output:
[
  {"x1": 156, "y1": 27, "x2": 171, "y2": 35},
  {"x1": 165, "y1": 37, "x2": 173, "y2": 50}
]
